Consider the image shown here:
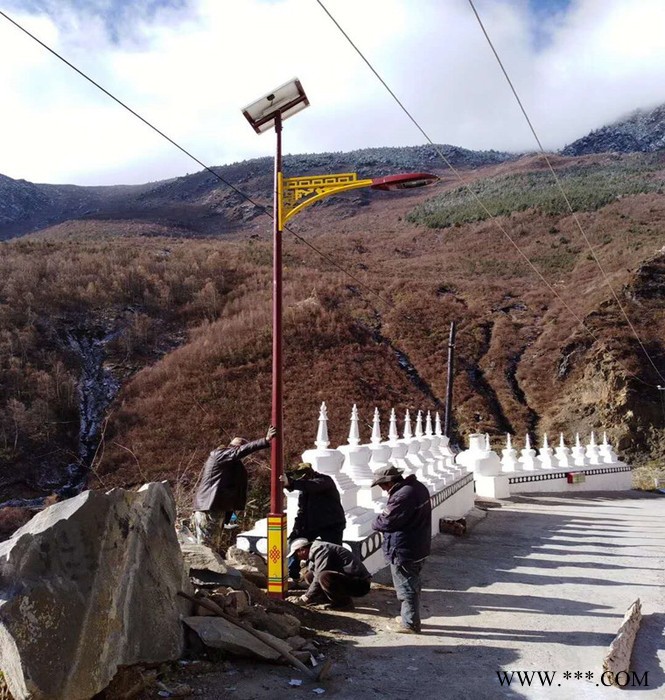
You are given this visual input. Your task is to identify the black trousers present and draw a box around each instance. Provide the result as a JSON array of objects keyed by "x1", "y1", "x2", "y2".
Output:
[{"x1": 304, "y1": 570, "x2": 371, "y2": 604}]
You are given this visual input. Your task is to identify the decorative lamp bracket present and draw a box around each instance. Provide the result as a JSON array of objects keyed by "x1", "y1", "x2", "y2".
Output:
[{"x1": 281, "y1": 172, "x2": 373, "y2": 226}]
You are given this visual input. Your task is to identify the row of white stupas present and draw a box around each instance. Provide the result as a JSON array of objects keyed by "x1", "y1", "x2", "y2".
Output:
[
  {"x1": 237, "y1": 402, "x2": 627, "y2": 551},
  {"x1": 494, "y1": 430, "x2": 620, "y2": 471},
  {"x1": 241, "y1": 402, "x2": 471, "y2": 546},
  {"x1": 304, "y1": 401, "x2": 620, "y2": 475},
  {"x1": 295, "y1": 402, "x2": 622, "y2": 505}
]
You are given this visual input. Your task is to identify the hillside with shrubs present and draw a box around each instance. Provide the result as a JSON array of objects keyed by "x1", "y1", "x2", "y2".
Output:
[{"x1": 0, "y1": 145, "x2": 664, "y2": 527}]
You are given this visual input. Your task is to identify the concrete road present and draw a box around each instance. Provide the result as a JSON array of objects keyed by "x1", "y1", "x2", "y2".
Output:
[
  {"x1": 188, "y1": 491, "x2": 664, "y2": 699},
  {"x1": 330, "y1": 491, "x2": 665, "y2": 699}
]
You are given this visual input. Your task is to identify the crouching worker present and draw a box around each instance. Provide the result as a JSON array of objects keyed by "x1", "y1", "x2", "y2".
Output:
[{"x1": 289, "y1": 538, "x2": 371, "y2": 611}]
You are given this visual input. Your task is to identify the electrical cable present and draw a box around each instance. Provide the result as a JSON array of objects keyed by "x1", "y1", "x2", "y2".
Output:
[
  {"x1": 0, "y1": 7, "x2": 478, "y2": 413},
  {"x1": 314, "y1": 0, "x2": 659, "y2": 388},
  {"x1": 466, "y1": 0, "x2": 665, "y2": 386},
  {"x1": 5, "y1": 6, "x2": 650, "y2": 397},
  {"x1": 0, "y1": 8, "x2": 405, "y2": 317}
]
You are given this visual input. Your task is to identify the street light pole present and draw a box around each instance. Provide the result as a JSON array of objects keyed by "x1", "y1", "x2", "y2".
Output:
[
  {"x1": 243, "y1": 80, "x2": 310, "y2": 599},
  {"x1": 271, "y1": 110, "x2": 283, "y2": 518},
  {"x1": 243, "y1": 79, "x2": 439, "y2": 599},
  {"x1": 267, "y1": 112, "x2": 287, "y2": 599}
]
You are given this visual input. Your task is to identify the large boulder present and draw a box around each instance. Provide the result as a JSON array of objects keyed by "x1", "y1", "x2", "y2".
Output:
[{"x1": 0, "y1": 482, "x2": 191, "y2": 700}]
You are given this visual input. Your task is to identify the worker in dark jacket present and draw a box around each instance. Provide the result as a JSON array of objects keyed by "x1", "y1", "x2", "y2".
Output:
[
  {"x1": 372, "y1": 464, "x2": 431, "y2": 634},
  {"x1": 289, "y1": 538, "x2": 371, "y2": 610},
  {"x1": 280, "y1": 462, "x2": 346, "y2": 580},
  {"x1": 192, "y1": 425, "x2": 276, "y2": 546}
]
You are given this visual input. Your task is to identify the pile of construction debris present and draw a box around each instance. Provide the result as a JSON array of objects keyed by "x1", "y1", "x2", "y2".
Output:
[
  {"x1": 0, "y1": 483, "x2": 332, "y2": 700},
  {"x1": 178, "y1": 543, "x2": 331, "y2": 682}
]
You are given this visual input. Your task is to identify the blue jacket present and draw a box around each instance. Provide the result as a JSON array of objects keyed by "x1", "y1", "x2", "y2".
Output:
[{"x1": 372, "y1": 475, "x2": 431, "y2": 564}]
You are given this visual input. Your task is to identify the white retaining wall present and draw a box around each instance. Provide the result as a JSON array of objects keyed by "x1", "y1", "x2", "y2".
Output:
[
  {"x1": 237, "y1": 415, "x2": 633, "y2": 572},
  {"x1": 237, "y1": 403, "x2": 475, "y2": 572}
]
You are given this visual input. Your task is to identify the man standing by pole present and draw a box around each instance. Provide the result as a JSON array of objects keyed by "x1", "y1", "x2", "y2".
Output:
[
  {"x1": 371, "y1": 465, "x2": 431, "y2": 634},
  {"x1": 192, "y1": 425, "x2": 277, "y2": 549}
]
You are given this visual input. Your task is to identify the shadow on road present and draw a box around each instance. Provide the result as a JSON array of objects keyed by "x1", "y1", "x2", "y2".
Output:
[
  {"x1": 630, "y1": 612, "x2": 665, "y2": 692},
  {"x1": 323, "y1": 491, "x2": 664, "y2": 698}
]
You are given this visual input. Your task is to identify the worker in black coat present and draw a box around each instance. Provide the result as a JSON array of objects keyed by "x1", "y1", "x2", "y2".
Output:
[
  {"x1": 280, "y1": 462, "x2": 346, "y2": 580},
  {"x1": 192, "y1": 425, "x2": 276, "y2": 546}
]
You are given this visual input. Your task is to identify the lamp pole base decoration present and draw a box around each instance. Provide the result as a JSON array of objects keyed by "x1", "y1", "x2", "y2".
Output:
[{"x1": 267, "y1": 513, "x2": 287, "y2": 597}]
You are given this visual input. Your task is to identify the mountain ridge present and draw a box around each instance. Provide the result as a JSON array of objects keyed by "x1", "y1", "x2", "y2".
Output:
[
  {"x1": 0, "y1": 106, "x2": 663, "y2": 509},
  {"x1": 3, "y1": 101, "x2": 665, "y2": 242},
  {"x1": 562, "y1": 103, "x2": 665, "y2": 156},
  {"x1": 0, "y1": 144, "x2": 516, "y2": 241}
]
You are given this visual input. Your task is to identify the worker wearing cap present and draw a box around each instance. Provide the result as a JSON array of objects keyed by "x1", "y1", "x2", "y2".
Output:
[
  {"x1": 288, "y1": 538, "x2": 371, "y2": 610},
  {"x1": 371, "y1": 464, "x2": 431, "y2": 634},
  {"x1": 192, "y1": 425, "x2": 277, "y2": 547},
  {"x1": 280, "y1": 462, "x2": 346, "y2": 581}
]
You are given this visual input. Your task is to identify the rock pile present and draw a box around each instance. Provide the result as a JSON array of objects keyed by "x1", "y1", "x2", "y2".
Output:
[
  {"x1": 180, "y1": 543, "x2": 319, "y2": 668},
  {"x1": 0, "y1": 485, "x2": 321, "y2": 699}
]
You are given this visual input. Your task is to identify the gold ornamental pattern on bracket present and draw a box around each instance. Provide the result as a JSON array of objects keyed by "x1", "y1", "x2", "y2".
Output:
[{"x1": 280, "y1": 172, "x2": 373, "y2": 227}]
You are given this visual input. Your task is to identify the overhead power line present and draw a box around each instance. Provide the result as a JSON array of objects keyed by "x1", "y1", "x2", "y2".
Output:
[
  {"x1": 0, "y1": 7, "x2": 484, "y2": 383},
  {"x1": 4, "y1": 7, "x2": 659, "y2": 391},
  {"x1": 315, "y1": 0, "x2": 661, "y2": 389},
  {"x1": 0, "y1": 9, "x2": 402, "y2": 317},
  {"x1": 466, "y1": 0, "x2": 665, "y2": 386}
]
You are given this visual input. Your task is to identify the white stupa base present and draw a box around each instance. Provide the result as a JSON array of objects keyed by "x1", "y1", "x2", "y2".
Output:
[{"x1": 474, "y1": 473, "x2": 510, "y2": 499}]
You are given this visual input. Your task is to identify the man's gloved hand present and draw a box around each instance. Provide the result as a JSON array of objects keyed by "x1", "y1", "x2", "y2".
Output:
[
  {"x1": 292, "y1": 595, "x2": 311, "y2": 606},
  {"x1": 266, "y1": 425, "x2": 277, "y2": 441},
  {"x1": 279, "y1": 473, "x2": 289, "y2": 486}
]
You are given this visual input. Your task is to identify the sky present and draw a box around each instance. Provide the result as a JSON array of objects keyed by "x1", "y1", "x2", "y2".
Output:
[{"x1": 0, "y1": 0, "x2": 664, "y2": 185}]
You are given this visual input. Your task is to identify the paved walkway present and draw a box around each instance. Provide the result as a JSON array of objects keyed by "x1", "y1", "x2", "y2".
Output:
[{"x1": 191, "y1": 491, "x2": 665, "y2": 699}]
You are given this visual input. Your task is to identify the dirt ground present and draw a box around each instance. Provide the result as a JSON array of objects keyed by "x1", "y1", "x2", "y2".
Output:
[
  {"x1": 159, "y1": 491, "x2": 664, "y2": 700},
  {"x1": 161, "y1": 581, "x2": 406, "y2": 699}
]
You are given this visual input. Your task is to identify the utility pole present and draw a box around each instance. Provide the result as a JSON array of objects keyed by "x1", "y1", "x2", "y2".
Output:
[{"x1": 444, "y1": 320, "x2": 456, "y2": 437}]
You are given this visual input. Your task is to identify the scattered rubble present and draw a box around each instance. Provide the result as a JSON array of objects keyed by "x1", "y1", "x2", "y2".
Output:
[
  {"x1": 224, "y1": 545, "x2": 267, "y2": 587},
  {"x1": 178, "y1": 540, "x2": 335, "y2": 684},
  {"x1": 439, "y1": 517, "x2": 467, "y2": 536},
  {"x1": 0, "y1": 488, "x2": 336, "y2": 700},
  {"x1": 180, "y1": 543, "x2": 244, "y2": 589},
  {"x1": 183, "y1": 616, "x2": 289, "y2": 661}
]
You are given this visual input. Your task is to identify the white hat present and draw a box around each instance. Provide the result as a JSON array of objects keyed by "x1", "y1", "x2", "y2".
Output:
[{"x1": 287, "y1": 537, "x2": 311, "y2": 558}]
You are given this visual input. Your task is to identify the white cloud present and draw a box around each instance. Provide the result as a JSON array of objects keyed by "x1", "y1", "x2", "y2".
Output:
[{"x1": 0, "y1": 0, "x2": 663, "y2": 185}]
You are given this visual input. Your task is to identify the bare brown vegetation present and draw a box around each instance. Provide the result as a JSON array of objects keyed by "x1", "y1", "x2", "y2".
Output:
[{"x1": 0, "y1": 153, "x2": 663, "y2": 515}]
